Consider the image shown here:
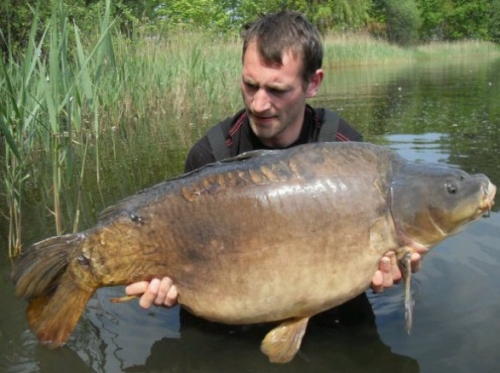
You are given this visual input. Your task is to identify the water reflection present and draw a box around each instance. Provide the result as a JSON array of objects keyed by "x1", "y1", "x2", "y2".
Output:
[
  {"x1": 44, "y1": 293, "x2": 420, "y2": 373},
  {"x1": 126, "y1": 322, "x2": 419, "y2": 373},
  {"x1": 373, "y1": 212, "x2": 500, "y2": 373},
  {"x1": 382, "y1": 133, "x2": 451, "y2": 165},
  {"x1": 81, "y1": 287, "x2": 180, "y2": 373}
]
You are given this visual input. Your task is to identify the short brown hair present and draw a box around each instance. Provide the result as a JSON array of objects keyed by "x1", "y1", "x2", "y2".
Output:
[{"x1": 242, "y1": 11, "x2": 323, "y2": 83}]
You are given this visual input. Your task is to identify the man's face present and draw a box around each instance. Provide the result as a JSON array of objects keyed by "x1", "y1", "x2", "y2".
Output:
[{"x1": 240, "y1": 41, "x2": 323, "y2": 148}]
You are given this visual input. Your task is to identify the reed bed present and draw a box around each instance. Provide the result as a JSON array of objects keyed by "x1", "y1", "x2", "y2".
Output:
[
  {"x1": 1, "y1": 1, "x2": 499, "y2": 256},
  {"x1": 323, "y1": 33, "x2": 410, "y2": 66},
  {"x1": 323, "y1": 33, "x2": 500, "y2": 66},
  {"x1": 415, "y1": 39, "x2": 499, "y2": 57}
]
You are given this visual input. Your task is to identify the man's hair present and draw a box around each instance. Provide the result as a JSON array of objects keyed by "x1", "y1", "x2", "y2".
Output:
[{"x1": 242, "y1": 11, "x2": 323, "y2": 83}]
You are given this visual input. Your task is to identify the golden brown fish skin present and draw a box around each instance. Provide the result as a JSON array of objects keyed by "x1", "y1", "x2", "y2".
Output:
[
  {"x1": 109, "y1": 143, "x2": 399, "y2": 323},
  {"x1": 76, "y1": 143, "x2": 395, "y2": 323},
  {"x1": 12, "y1": 142, "x2": 496, "y2": 361}
]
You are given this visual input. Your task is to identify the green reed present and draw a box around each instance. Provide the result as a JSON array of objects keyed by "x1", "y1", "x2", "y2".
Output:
[
  {"x1": 0, "y1": 5, "x2": 44, "y2": 256},
  {"x1": 0, "y1": 0, "x2": 117, "y2": 254},
  {"x1": 0, "y1": 2, "x2": 244, "y2": 255},
  {"x1": 323, "y1": 33, "x2": 500, "y2": 67}
]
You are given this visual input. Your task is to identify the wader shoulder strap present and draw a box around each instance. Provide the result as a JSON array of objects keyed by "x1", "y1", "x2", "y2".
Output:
[
  {"x1": 207, "y1": 120, "x2": 231, "y2": 161},
  {"x1": 208, "y1": 109, "x2": 340, "y2": 161},
  {"x1": 318, "y1": 109, "x2": 340, "y2": 142}
]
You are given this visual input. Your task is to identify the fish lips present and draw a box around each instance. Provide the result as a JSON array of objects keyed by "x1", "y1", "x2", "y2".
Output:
[{"x1": 479, "y1": 180, "x2": 496, "y2": 218}]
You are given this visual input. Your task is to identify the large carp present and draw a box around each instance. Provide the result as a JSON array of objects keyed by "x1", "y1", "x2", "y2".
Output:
[{"x1": 12, "y1": 142, "x2": 495, "y2": 363}]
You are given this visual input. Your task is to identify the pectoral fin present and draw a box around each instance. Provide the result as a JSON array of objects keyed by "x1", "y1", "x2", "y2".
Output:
[{"x1": 261, "y1": 317, "x2": 309, "y2": 363}]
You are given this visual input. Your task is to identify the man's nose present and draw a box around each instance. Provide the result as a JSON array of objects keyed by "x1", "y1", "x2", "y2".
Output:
[{"x1": 252, "y1": 88, "x2": 271, "y2": 113}]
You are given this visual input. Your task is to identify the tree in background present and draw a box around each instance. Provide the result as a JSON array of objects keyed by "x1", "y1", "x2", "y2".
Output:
[
  {"x1": 0, "y1": 0, "x2": 164, "y2": 58},
  {"x1": 384, "y1": 0, "x2": 422, "y2": 45},
  {"x1": 153, "y1": 0, "x2": 371, "y2": 33},
  {"x1": 416, "y1": 0, "x2": 495, "y2": 42},
  {"x1": 1, "y1": 0, "x2": 111, "y2": 58},
  {"x1": 443, "y1": 0, "x2": 490, "y2": 40},
  {"x1": 416, "y1": 0, "x2": 452, "y2": 41},
  {"x1": 1, "y1": 1, "x2": 51, "y2": 57},
  {"x1": 489, "y1": 0, "x2": 500, "y2": 44},
  {"x1": 2, "y1": 0, "x2": 500, "y2": 59},
  {"x1": 305, "y1": 0, "x2": 371, "y2": 32}
]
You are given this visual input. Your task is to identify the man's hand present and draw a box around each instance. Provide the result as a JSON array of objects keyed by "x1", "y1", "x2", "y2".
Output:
[
  {"x1": 125, "y1": 277, "x2": 178, "y2": 309},
  {"x1": 370, "y1": 251, "x2": 422, "y2": 293}
]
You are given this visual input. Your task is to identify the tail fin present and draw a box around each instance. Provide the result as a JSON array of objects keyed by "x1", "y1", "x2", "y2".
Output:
[{"x1": 12, "y1": 234, "x2": 95, "y2": 348}]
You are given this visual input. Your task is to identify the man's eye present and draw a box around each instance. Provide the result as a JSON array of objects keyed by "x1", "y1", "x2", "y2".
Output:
[
  {"x1": 244, "y1": 82, "x2": 258, "y2": 90},
  {"x1": 268, "y1": 88, "x2": 286, "y2": 95}
]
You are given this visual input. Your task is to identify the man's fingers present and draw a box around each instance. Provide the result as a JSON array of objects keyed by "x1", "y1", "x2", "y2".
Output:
[
  {"x1": 125, "y1": 281, "x2": 149, "y2": 296},
  {"x1": 124, "y1": 278, "x2": 178, "y2": 309},
  {"x1": 153, "y1": 277, "x2": 174, "y2": 306},
  {"x1": 165, "y1": 284, "x2": 178, "y2": 307},
  {"x1": 371, "y1": 270, "x2": 384, "y2": 293},
  {"x1": 411, "y1": 252, "x2": 422, "y2": 273},
  {"x1": 380, "y1": 256, "x2": 394, "y2": 288},
  {"x1": 387, "y1": 251, "x2": 402, "y2": 283},
  {"x1": 138, "y1": 278, "x2": 160, "y2": 309}
]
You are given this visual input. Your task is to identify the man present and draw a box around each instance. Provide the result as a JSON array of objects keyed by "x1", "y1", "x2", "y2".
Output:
[{"x1": 126, "y1": 11, "x2": 422, "y2": 320}]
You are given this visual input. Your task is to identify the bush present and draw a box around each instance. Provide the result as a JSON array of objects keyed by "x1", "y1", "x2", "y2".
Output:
[
  {"x1": 489, "y1": 0, "x2": 500, "y2": 44},
  {"x1": 384, "y1": 0, "x2": 422, "y2": 46}
]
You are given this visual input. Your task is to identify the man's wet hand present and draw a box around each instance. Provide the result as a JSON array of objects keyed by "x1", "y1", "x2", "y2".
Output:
[
  {"x1": 370, "y1": 251, "x2": 421, "y2": 293},
  {"x1": 125, "y1": 277, "x2": 178, "y2": 309}
]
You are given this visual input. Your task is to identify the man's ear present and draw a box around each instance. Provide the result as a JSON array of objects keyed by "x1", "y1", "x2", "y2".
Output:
[{"x1": 306, "y1": 69, "x2": 324, "y2": 98}]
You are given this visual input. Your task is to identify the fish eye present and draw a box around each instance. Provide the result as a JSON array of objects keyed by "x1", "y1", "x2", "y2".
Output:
[
  {"x1": 446, "y1": 182, "x2": 458, "y2": 194},
  {"x1": 77, "y1": 254, "x2": 90, "y2": 267}
]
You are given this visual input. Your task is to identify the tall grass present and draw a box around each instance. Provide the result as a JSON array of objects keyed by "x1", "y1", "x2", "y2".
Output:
[
  {"x1": 1, "y1": 2, "x2": 499, "y2": 256},
  {"x1": 0, "y1": 4, "x2": 45, "y2": 256},
  {"x1": 323, "y1": 32, "x2": 500, "y2": 66},
  {"x1": 0, "y1": 1, "x2": 243, "y2": 255},
  {"x1": 0, "y1": 0, "x2": 118, "y2": 255}
]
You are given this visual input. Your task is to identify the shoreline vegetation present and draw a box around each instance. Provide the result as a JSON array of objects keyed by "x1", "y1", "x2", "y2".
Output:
[
  {"x1": 1, "y1": 6, "x2": 499, "y2": 256},
  {"x1": 323, "y1": 34, "x2": 500, "y2": 66}
]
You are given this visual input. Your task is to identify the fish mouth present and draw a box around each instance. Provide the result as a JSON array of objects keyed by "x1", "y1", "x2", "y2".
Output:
[{"x1": 479, "y1": 181, "x2": 496, "y2": 218}]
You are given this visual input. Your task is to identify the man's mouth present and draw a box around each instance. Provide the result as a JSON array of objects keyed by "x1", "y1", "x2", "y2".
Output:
[{"x1": 250, "y1": 113, "x2": 276, "y2": 125}]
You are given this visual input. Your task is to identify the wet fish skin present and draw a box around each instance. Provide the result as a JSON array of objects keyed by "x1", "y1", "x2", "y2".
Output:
[{"x1": 12, "y1": 142, "x2": 496, "y2": 363}]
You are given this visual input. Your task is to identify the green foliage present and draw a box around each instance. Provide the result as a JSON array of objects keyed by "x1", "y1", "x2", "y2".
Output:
[
  {"x1": 416, "y1": 0, "x2": 498, "y2": 42},
  {"x1": 384, "y1": 0, "x2": 422, "y2": 46},
  {"x1": 489, "y1": 0, "x2": 500, "y2": 44},
  {"x1": 155, "y1": 0, "x2": 232, "y2": 30},
  {"x1": 0, "y1": 0, "x2": 119, "y2": 252},
  {"x1": 1, "y1": 1, "x2": 49, "y2": 58},
  {"x1": 416, "y1": 0, "x2": 450, "y2": 40},
  {"x1": 444, "y1": 0, "x2": 491, "y2": 40},
  {"x1": 3, "y1": 0, "x2": 500, "y2": 53},
  {"x1": 152, "y1": 0, "x2": 371, "y2": 34},
  {"x1": 0, "y1": 4, "x2": 47, "y2": 254},
  {"x1": 309, "y1": 0, "x2": 371, "y2": 32},
  {"x1": 0, "y1": 0, "x2": 155, "y2": 60}
]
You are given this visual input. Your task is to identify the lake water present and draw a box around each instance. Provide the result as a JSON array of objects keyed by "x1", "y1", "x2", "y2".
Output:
[{"x1": 1, "y1": 55, "x2": 500, "y2": 373}]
